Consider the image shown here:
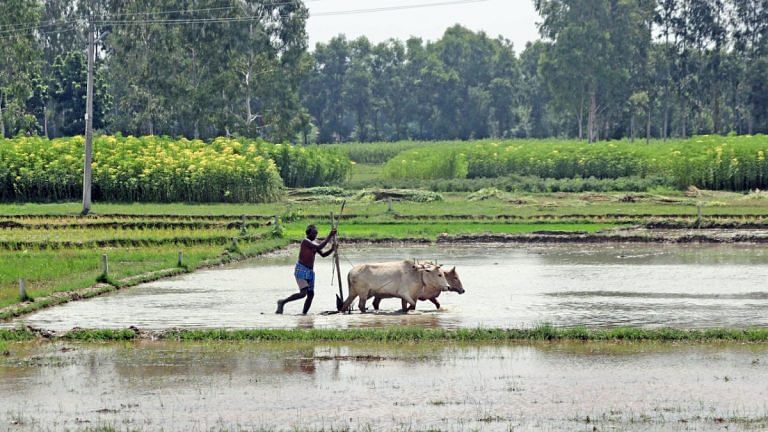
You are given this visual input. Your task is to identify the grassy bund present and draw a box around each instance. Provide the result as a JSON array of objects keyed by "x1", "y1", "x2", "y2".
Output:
[{"x1": 5, "y1": 326, "x2": 768, "y2": 344}]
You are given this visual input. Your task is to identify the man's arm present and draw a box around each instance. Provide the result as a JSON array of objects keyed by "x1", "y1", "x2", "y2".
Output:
[
  {"x1": 318, "y1": 243, "x2": 336, "y2": 258},
  {"x1": 316, "y1": 228, "x2": 337, "y2": 250}
]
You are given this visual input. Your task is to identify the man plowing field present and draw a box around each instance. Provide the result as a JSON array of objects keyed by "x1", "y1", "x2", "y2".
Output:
[{"x1": 275, "y1": 224, "x2": 337, "y2": 315}]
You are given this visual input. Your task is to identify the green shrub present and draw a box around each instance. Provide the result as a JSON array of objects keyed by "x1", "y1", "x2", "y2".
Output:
[
  {"x1": 347, "y1": 175, "x2": 673, "y2": 193},
  {"x1": 467, "y1": 188, "x2": 505, "y2": 201},
  {"x1": 353, "y1": 189, "x2": 444, "y2": 203}
]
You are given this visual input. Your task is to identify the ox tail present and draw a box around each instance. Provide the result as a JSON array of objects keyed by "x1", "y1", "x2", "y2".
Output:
[{"x1": 341, "y1": 271, "x2": 357, "y2": 312}]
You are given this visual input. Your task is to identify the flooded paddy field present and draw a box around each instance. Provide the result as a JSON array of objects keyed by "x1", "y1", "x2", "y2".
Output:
[
  {"x1": 10, "y1": 243, "x2": 768, "y2": 331},
  {"x1": 1, "y1": 340, "x2": 767, "y2": 431}
]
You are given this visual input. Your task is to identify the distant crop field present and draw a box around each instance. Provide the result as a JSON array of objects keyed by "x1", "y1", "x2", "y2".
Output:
[
  {"x1": 0, "y1": 136, "x2": 351, "y2": 203},
  {"x1": 380, "y1": 136, "x2": 768, "y2": 191}
]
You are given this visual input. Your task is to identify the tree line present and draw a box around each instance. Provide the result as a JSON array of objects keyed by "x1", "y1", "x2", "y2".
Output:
[{"x1": 1, "y1": 0, "x2": 767, "y2": 143}]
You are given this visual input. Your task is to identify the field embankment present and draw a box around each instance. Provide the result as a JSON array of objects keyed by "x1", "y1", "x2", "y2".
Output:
[{"x1": 5, "y1": 325, "x2": 768, "y2": 343}]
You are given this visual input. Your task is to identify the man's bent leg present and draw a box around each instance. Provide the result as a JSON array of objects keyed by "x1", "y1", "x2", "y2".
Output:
[
  {"x1": 276, "y1": 289, "x2": 309, "y2": 314},
  {"x1": 302, "y1": 290, "x2": 315, "y2": 315}
]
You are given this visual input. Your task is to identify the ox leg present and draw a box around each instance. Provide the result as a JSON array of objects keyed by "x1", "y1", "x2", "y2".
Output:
[
  {"x1": 372, "y1": 296, "x2": 382, "y2": 311},
  {"x1": 341, "y1": 293, "x2": 358, "y2": 313},
  {"x1": 358, "y1": 294, "x2": 369, "y2": 313},
  {"x1": 429, "y1": 298, "x2": 441, "y2": 309},
  {"x1": 401, "y1": 294, "x2": 417, "y2": 313}
]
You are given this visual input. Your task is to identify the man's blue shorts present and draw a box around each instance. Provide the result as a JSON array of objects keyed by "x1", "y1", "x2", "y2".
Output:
[{"x1": 294, "y1": 262, "x2": 315, "y2": 293}]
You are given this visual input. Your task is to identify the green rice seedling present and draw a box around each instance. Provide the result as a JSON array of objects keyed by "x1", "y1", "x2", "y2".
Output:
[{"x1": 63, "y1": 326, "x2": 768, "y2": 343}]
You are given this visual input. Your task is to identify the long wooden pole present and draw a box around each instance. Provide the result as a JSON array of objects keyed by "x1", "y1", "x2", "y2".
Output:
[
  {"x1": 82, "y1": 11, "x2": 95, "y2": 216},
  {"x1": 334, "y1": 231, "x2": 342, "y2": 302},
  {"x1": 332, "y1": 201, "x2": 346, "y2": 311}
]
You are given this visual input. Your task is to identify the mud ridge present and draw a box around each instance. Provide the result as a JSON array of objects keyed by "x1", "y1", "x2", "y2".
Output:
[{"x1": 438, "y1": 228, "x2": 768, "y2": 244}]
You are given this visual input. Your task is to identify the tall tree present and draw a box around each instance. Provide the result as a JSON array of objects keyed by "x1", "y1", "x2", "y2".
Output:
[
  {"x1": 0, "y1": 0, "x2": 42, "y2": 137},
  {"x1": 732, "y1": 0, "x2": 768, "y2": 133}
]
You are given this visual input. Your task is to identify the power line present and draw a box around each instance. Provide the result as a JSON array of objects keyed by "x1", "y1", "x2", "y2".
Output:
[
  {"x1": 0, "y1": 23, "x2": 77, "y2": 41},
  {"x1": 101, "y1": 0, "x2": 322, "y2": 18},
  {"x1": 93, "y1": 15, "x2": 297, "y2": 25},
  {"x1": 94, "y1": 0, "x2": 488, "y2": 26},
  {"x1": 0, "y1": 18, "x2": 75, "y2": 34},
  {"x1": 0, "y1": 0, "x2": 488, "y2": 36},
  {"x1": 98, "y1": 5, "x2": 239, "y2": 18},
  {"x1": 0, "y1": 1, "x2": 312, "y2": 33},
  {"x1": 311, "y1": 0, "x2": 488, "y2": 17}
]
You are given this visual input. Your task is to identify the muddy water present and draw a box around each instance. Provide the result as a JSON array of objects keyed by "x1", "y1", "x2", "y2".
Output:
[
  {"x1": 11, "y1": 244, "x2": 768, "y2": 331},
  {"x1": 1, "y1": 341, "x2": 767, "y2": 431}
]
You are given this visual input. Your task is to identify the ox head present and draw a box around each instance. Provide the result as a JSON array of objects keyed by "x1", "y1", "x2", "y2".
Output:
[
  {"x1": 444, "y1": 266, "x2": 465, "y2": 294},
  {"x1": 412, "y1": 263, "x2": 451, "y2": 292}
]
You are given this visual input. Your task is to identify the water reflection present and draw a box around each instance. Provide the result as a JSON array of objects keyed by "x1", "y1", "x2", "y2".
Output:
[{"x1": 2, "y1": 341, "x2": 768, "y2": 431}]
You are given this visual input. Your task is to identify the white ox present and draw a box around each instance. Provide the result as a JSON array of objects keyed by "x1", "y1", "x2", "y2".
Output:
[
  {"x1": 371, "y1": 266, "x2": 464, "y2": 311},
  {"x1": 341, "y1": 261, "x2": 451, "y2": 313}
]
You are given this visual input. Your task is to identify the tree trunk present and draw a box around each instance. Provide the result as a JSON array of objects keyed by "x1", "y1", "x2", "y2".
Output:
[
  {"x1": 0, "y1": 93, "x2": 5, "y2": 139},
  {"x1": 43, "y1": 105, "x2": 48, "y2": 138},
  {"x1": 713, "y1": 91, "x2": 721, "y2": 135},
  {"x1": 588, "y1": 91, "x2": 597, "y2": 143},
  {"x1": 578, "y1": 95, "x2": 584, "y2": 140},
  {"x1": 646, "y1": 107, "x2": 651, "y2": 144},
  {"x1": 680, "y1": 96, "x2": 687, "y2": 139},
  {"x1": 630, "y1": 114, "x2": 635, "y2": 143}
]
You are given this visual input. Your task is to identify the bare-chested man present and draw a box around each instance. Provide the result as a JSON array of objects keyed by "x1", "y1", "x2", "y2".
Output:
[{"x1": 275, "y1": 224, "x2": 336, "y2": 315}]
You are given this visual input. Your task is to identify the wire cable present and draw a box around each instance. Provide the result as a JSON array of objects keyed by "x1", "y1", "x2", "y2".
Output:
[
  {"x1": 0, "y1": 0, "x2": 488, "y2": 35},
  {"x1": 312, "y1": 0, "x2": 488, "y2": 17}
]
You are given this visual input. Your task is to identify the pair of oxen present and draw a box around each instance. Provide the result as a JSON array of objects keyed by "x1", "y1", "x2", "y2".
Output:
[{"x1": 340, "y1": 260, "x2": 465, "y2": 313}]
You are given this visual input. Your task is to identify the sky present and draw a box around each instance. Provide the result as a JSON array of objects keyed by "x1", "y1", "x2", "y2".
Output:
[{"x1": 306, "y1": 0, "x2": 542, "y2": 53}]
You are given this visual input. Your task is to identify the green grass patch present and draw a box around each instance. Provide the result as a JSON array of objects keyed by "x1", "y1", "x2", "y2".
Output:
[
  {"x1": 0, "y1": 238, "x2": 289, "y2": 310},
  {"x1": 64, "y1": 328, "x2": 139, "y2": 342},
  {"x1": 0, "y1": 327, "x2": 35, "y2": 341},
  {"x1": 347, "y1": 163, "x2": 385, "y2": 183},
  {"x1": 5, "y1": 190, "x2": 768, "y2": 218},
  {"x1": 55, "y1": 326, "x2": 768, "y2": 343}
]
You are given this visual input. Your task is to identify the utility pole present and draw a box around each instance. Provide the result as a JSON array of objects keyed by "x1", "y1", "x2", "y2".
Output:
[{"x1": 82, "y1": 10, "x2": 95, "y2": 215}]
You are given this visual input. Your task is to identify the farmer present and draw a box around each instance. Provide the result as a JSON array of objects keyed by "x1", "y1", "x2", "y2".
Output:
[{"x1": 276, "y1": 224, "x2": 337, "y2": 315}]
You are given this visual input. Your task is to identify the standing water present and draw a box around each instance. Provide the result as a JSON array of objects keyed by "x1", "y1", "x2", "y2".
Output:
[
  {"x1": 1, "y1": 341, "x2": 768, "y2": 431},
  {"x1": 9, "y1": 243, "x2": 768, "y2": 330}
]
